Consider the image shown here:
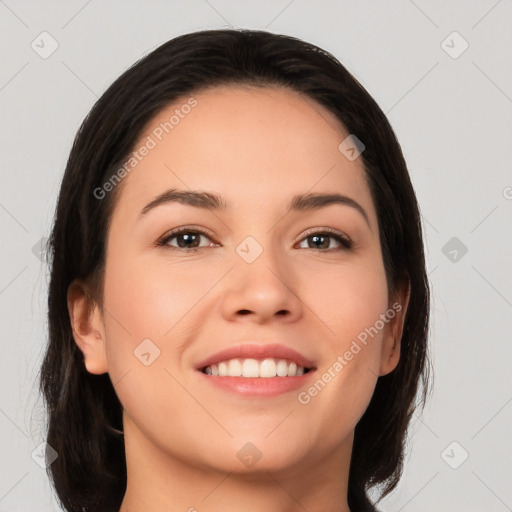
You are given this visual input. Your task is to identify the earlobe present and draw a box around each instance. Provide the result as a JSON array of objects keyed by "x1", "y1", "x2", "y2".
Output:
[
  {"x1": 67, "y1": 279, "x2": 109, "y2": 375},
  {"x1": 379, "y1": 279, "x2": 411, "y2": 376},
  {"x1": 379, "y1": 337, "x2": 401, "y2": 376}
]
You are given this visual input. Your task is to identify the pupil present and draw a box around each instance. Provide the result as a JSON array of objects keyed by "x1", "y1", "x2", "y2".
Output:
[
  {"x1": 311, "y1": 235, "x2": 328, "y2": 249},
  {"x1": 178, "y1": 233, "x2": 198, "y2": 248}
]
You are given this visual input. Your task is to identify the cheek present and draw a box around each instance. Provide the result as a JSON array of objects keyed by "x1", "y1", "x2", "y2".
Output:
[
  {"x1": 302, "y1": 254, "x2": 389, "y2": 348},
  {"x1": 297, "y1": 255, "x2": 388, "y2": 413},
  {"x1": 103, "y1": 252, "x2": 206, "y2": 337},
  {"x1": 101, "y1": 256, "x2": 194, "y2": 432},
  {"x1": 101, "y1": 251, "x2": 219, "y2": 382}
]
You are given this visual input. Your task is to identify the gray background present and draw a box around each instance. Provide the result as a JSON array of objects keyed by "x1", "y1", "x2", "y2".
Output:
[{"x1": 1, "y1": 1, "x2": 511, "y2": 511}]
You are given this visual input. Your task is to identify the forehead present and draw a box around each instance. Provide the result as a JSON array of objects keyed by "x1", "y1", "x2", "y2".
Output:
[{"x1": 112, "y1": 85, "x2": 374, "y2": 223}]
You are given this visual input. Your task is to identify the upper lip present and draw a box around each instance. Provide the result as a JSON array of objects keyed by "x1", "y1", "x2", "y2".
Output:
[{"x1": 195, "y1": 343, "x2": 316, "y2": 370}]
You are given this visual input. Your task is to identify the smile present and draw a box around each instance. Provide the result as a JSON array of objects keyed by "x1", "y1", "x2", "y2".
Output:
[{"x1": 202, "y1": 357, "x2": 311, "y2": 378}]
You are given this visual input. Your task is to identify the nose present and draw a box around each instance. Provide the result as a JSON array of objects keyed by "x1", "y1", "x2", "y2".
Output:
[{"x1": 219, "y1": 245, "x2": 304, "y2": 324}]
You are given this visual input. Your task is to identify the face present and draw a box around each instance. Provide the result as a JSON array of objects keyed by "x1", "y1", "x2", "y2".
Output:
[{"x1": 71, "y1": 85, "x2": 408, "y2": 479}]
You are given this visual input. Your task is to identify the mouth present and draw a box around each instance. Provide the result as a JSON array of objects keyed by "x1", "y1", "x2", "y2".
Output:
[
  {"x1": 200, "y1": 357, "x2": 313, "y2": 378},
  {"x1": 195, "y1": 343, "x2": 316, "y2": 397}
]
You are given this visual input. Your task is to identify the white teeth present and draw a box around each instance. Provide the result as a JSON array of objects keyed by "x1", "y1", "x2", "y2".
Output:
[
  {"x1": 228, "y1": 358, "x2": 242, "y2": 377},
  {"x1": 203, "y1": 358, "x2": 308, "y2": 378},
  {"x1": 242, "y1": 359, "x2": 259, "y2": 378},
  {"x1": 276, "y1": 359, "x2": 288, "y2": 377},
  {"x1": 218, "y1": 361, "x2": 228, "y2": 376},
  {"x1": 259, "y1": 358, "x2": 277, "y2": 378}
]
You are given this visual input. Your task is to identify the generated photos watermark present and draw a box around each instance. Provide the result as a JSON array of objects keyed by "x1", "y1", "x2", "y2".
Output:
[
  {"x1": 297, "y1": 301, "x2": 402, "y2": 405},
  {"x1": 93, "y1": 97, "x2": 198, "y2": 200}
]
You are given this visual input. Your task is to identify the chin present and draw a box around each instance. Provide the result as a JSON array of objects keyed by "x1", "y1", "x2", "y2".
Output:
[{"x1": 200, "y1": 435, "x2": 311, "y2": 476}]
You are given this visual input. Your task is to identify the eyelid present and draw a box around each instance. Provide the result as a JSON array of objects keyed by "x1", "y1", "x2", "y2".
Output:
[
  {"x1": 156, "y1": 225, "x2": 218, "y2": 246},
  {"x1": 296, "y1": 226, "x2": 352, "y2": 247}
]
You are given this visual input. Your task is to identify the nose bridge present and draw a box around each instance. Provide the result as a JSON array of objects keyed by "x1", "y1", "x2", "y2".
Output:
[
  {"x1": 228, "y1": 198, "x2": 282, "y2": 268},
  {"x1": 234, "y1": 229, "x2": 287, "y2": 289},
  {"x1": 220, "y1": 227, "x2": 302, "y2": 321}
]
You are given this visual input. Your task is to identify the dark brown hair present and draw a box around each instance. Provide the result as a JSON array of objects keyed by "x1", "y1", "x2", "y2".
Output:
[{"x1": 39, "y1": 28, "x2": 432, "y2": 512}]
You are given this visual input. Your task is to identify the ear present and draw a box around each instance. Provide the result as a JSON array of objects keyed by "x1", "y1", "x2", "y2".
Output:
[
  {"x1": 67, "y1": 278, "x2": 109, "y2": 375},
  {"x1": 379, "y1": 278, "x2": 411, "y2": 376}
]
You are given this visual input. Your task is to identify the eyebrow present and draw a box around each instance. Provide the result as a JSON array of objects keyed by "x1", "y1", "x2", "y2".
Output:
[{"x1": 139, "y1": 188, "x2": 371, "y2": 228}]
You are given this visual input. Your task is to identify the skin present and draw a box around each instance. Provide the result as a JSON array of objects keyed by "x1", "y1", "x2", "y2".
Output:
[{"x1": 68, "y1": 85, "x2": 410, "y2": 512}]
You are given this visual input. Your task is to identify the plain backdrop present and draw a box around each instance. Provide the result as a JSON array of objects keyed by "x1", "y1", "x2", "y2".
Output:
[{"x1": 0, "y1": 1, "x2": 511, "y2": 511}]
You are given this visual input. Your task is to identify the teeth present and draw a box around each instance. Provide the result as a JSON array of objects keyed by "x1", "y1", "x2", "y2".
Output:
[
  {"x1": 218, "y1": 361, "x2": 228, "y2": 376},
  {"x1": 259, "y1": 358, "x2": 276, "y2": 378},
  {"x1": 276, "y1": 359, "x2": 288, "y2": 376},
  {"x1": 242, "y1": 359, "x2": 260, "y2": 378},
  {"x1": 228, "y1": 358, "x2": 242, "y2": 376},
  {"x1": 203, "y1": 358, "x2": 307, "y2": 378}
]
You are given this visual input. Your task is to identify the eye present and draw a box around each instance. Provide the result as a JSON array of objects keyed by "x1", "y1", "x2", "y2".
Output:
[
  {"x1": 157, "y1": 227, "x2": 218, "y2": 251},
  {"x1": 296, "y1": 228, "x2": 352, "y2": 251}
]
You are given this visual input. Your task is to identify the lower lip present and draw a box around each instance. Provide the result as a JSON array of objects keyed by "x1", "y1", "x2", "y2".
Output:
[{"x1": 198, "y1": 371, "x2": 315, "y2": 397}]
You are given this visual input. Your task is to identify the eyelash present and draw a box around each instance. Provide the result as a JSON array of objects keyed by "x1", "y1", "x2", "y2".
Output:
[{"x1": 156, "y1": 226, "x2": 353, "y2": 252}]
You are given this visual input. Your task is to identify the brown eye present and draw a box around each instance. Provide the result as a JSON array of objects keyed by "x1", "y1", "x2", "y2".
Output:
[
  {"x1": 297, "y1": 229, "x2": 352, "y2": 251},
  {"x1": 158, "y1": 228, "x2": 217, "y2": 251}
]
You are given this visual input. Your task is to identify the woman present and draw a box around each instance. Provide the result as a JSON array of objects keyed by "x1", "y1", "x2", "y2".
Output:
[{"x1": 40, "y1": 28, "x2": 432, "y2": 512}]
